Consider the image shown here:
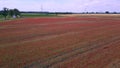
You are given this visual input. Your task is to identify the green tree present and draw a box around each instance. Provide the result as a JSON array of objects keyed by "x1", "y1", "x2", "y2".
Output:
[
  {"x1": 0, "y1": 10, "x2": 2, "y2": 16},
  {"x1": 13, "y1": 8, "x2": 21, "y2": 18},
  {"x1": 1, "y1": 8, "x2": 9, "y2": 20},
  {"x1": 105, "y1": 11, "x2": 109, "y2": 14},
  {"x1": 9, "y1": 9, "x2": 14, "y2": 17}
]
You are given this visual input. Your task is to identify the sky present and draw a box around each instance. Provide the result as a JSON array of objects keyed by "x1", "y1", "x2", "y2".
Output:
[{"x1": 0, "y1": 0, "x2": 120, "y2": 12}]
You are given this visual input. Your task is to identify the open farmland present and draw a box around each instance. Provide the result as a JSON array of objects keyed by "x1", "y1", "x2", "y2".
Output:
[{"x1": 0, "y1": 15, "x2": 120, "y2": 68}]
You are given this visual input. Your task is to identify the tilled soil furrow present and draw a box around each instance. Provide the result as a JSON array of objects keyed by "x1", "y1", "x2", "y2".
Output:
[
  {"x1": 51, "y1": 39, "x2": 120, "y2": 68},
  {"x1": 1, "y1": 24, "x2": 119, "y2": 68},
  {"x1": 0, "y1": 17, "x2": 120, "y2": 68},
  {"x1": 49, "y1": 37, "x2": 120, "y2": 68},
  {"x1": 25, "y1": 33, "x2": 120, "y2": 68},
  {"x1": 0, "y1": 23, "x2": 120, "y2": 47},
  {"x1": 0, "y1": 23, "x2": 118, "y2": 67}
]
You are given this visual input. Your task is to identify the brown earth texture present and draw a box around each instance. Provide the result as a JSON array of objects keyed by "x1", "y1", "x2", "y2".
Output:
[{"x1": 0, "y1": 14, "x2": 120, "y2": 68}]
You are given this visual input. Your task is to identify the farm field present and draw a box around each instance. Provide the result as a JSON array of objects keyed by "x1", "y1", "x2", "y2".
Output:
[
  {"x1": 21, "y1": 13, "x2": 57, "y2": 18},
  {"x1": 0, "y1": 15, "x2": 120, "y2": 68},
  {"x1": 0, "y1": 13, "x2": 57, "y2": 22}
]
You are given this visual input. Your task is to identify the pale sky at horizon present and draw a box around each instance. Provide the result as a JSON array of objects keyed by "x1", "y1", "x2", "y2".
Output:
[{"x1": 0, "y1": 0, "x2": 120, "y2": 12}]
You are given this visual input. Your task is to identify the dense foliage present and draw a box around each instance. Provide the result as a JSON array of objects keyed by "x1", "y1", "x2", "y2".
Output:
[{"x1": 0, "y1": 7, "x2": 21, "y2": 20}]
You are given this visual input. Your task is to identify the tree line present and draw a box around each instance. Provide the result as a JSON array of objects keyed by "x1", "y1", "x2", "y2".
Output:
[{"x1": 0, "y1": 7, "x2": 21, "y2": 20}]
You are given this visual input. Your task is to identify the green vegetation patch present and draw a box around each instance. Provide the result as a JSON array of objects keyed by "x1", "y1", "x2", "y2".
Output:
[{"x1": 21, "y1": 13, "x2": 57, "y2": 17}]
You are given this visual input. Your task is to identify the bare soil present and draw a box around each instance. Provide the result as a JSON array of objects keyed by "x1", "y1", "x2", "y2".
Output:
[{"x1": 0, "y1": 15, "x2": 120, "y2": 68}]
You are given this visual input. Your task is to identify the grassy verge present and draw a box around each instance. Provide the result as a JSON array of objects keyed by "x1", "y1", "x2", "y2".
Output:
[
  {"x1": 0, "y1": 13, "x2": 58, "y2": 22},
  {"x1": 0, "y1": 15, "x2": 4, "y2": 22},
  {"x1": 0, "y1": 15, "x2": 2, "y2": 18},
  {"x1": 21, "y1": 13, "x2": 58, "y2": 18}
]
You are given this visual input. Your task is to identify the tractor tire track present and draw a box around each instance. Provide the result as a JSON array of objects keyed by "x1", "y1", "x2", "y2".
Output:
[
  {"x1": 25, "y1": 31, "x2": 120, "y2": 68},
  {"x1": 0, "y1": 23, "x2": 120, "y2": 48}
]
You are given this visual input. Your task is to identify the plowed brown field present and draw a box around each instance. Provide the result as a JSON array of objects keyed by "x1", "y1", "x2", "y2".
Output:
[{"x1": 0, "y1": 16, "x2": 120, "y2": 68}]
